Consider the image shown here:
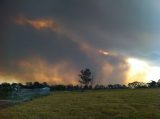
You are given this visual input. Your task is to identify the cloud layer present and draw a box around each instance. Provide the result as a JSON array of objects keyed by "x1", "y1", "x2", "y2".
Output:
[{"x1": 1, "y1": 0, "x2": 160, "y2": 84}]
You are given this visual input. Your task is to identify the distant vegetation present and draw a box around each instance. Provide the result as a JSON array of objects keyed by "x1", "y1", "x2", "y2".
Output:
[
  {"x1": 0, "y1": 68, "x2": 160, "y2": 99},
  {"x1": 0, "y1": 80, "x2": 160, "y2": 99}
]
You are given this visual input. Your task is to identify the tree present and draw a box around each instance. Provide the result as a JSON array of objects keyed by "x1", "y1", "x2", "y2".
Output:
[
  {"x1": 33, "y1": 82, "x2": 43, "y2": 88},
  {"x1": 26, "y1": 82, "x2": 33, "y2": 89},
  {"x1": 95, "y1": 84, "x2": 105, "y2": 90},
  {"x1": 78, "y1": 68, "x2": 93, "y2": 89},
  {"x1": 157, "y1": 79, "x2": 160, "y2": 87},
  {"x1": 148, "y1": 80, "x2": 157, "y2": 88},
  {"x1": 128, "y1": 81, "x2": 147, "y2": 89},
  {"x1": 0, "y1": 83, "x2": 13, "y2": 98}
]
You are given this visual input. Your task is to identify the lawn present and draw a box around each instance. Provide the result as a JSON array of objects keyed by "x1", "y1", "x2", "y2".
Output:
[{"x1": 0, "y1": 89, "x2": 160, "y2": 119}]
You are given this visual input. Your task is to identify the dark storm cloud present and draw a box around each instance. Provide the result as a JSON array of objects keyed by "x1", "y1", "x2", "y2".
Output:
[
  {"x1": 0, "y1": 0, "x2": 160, "y2": 84},
  {"x1": 0, "y1": 0, "x2": 6, "y2": 64},
  {"x1": 1, "y1": 0, "x2": 159, "y2": 58}
]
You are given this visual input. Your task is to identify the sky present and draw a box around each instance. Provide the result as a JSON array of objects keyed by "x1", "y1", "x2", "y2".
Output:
[{"x1": 1, "y1": 0, "x2": 160, "y2": 85}]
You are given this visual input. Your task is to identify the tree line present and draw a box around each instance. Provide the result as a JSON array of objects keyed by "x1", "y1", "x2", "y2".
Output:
[{"x1": 0, "y1": 80, "x2": 160, "y2": 92}]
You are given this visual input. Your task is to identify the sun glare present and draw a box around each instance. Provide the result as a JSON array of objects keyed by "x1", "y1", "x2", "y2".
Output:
[{"x1": 127, "y1": 58, "x2": 160, "y2": 83}]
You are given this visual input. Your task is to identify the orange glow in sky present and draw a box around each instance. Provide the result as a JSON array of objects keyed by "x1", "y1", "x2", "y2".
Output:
[{"x1": 14, "y1": 16, "x2": 58, "y2": 31}]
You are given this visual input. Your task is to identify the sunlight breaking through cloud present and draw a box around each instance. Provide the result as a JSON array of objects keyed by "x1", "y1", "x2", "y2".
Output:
[{"x1": 127, "y1": 58, "x2": 160, "y2": 83}]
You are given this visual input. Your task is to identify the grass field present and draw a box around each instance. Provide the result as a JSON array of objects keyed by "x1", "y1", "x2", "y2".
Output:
[{"x1": 0, "y1": 89, "x2": 160, "y2": 119}]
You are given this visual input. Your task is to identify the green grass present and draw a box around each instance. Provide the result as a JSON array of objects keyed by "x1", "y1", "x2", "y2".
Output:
[{"x1": 0, "y1": 89, "x2": 160, "y2": 119}]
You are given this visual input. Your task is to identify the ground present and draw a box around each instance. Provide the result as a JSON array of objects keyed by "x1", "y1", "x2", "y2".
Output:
[{"x1": 0, "y1": 89, "x2": 160, "y2": 119}]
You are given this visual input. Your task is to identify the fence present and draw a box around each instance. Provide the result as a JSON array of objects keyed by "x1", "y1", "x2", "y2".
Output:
[{"x1": 10, "y1": 87, "x2": 50, "y2": 102}]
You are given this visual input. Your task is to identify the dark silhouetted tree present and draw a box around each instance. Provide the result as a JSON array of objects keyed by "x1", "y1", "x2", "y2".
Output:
[
  {"x1": 95, "y1": 85, "x2": 105, "y2": 90},
  {"x1": 33, "y1": 82, "x2": 43, "y2": 88},
  {"x1": 26, "y1": 82, "x2": 33, "y2": 89},
  {"x1": 128, "y1": 81, "x2": 147, "y2": 89},
  {"x1": 157, "y1": 79, "x2": 160, "y2": 87},
  {"x1": 108, "y1": 84, "x2": 113, "y2": 89},
  {"x1": 78, "y1": 68, "x2": 93, "y2": 89},
  {"x1": 67, "y1": 84, "x2": 74, "y2": 91},
  {"x1": 0, "y1": 83, "x2": 13, "y2": 98},
  {"x1": 148, "y1": 80, "x2": 157, "y2": 88}
]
